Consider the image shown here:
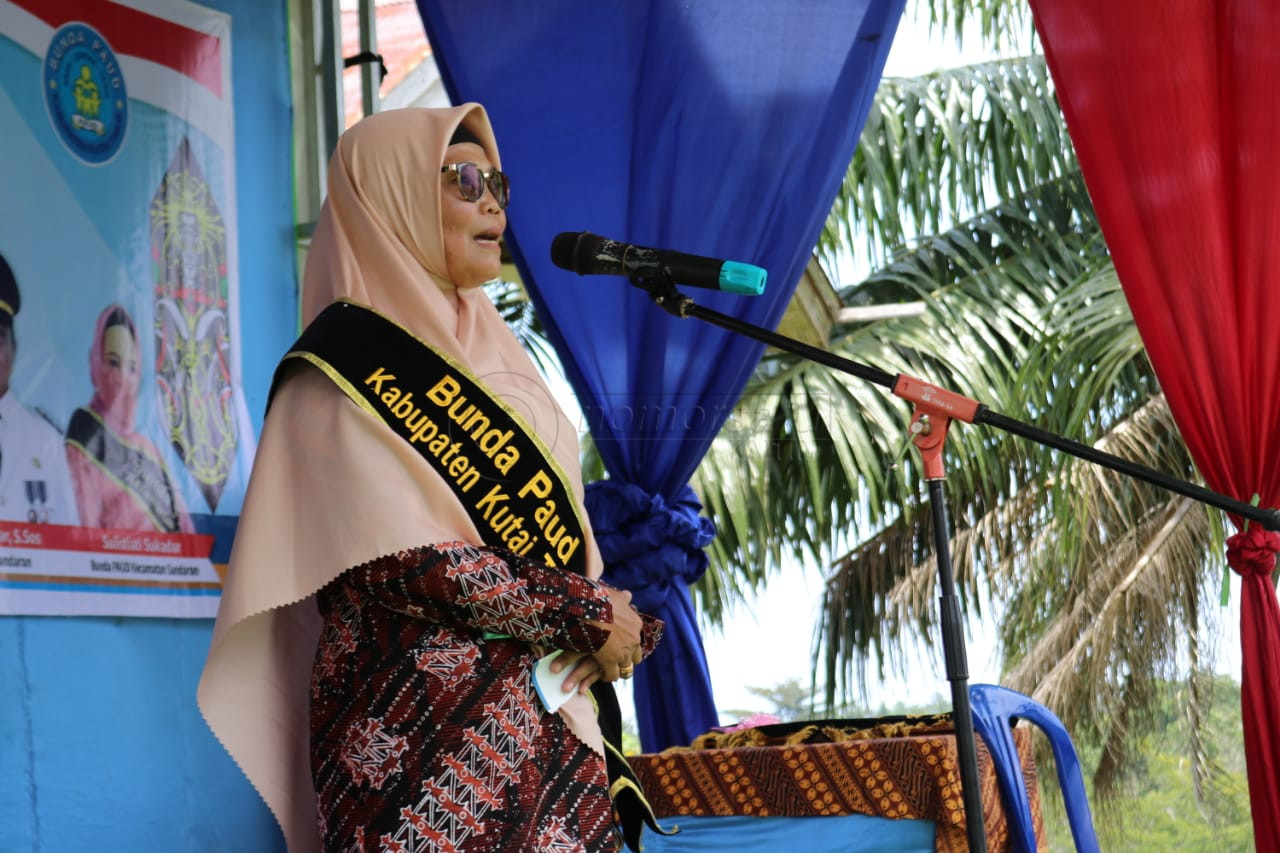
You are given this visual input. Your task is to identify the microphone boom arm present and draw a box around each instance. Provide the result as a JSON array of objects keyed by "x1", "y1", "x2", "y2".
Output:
[{"x1": 635, "y1": 278, "x2": 1280, "y2": 530}]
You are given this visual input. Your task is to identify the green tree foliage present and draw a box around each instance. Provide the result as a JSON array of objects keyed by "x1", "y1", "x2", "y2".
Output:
[
  {"x1": 1042, "y1": 675, "x2": 1252, "y2": 851},
  {"x1": 733, "y1": 675, "x2": 1252, "y2": 850}
]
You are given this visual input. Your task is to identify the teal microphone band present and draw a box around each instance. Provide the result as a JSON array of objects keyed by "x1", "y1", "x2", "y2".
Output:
[{"x1": 719, "y1": 261, "x2": 767, "y2": 295}]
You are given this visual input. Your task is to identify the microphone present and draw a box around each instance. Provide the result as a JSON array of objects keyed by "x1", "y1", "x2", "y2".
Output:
[{"x1": 550, "y1": 231, "x2": 766, "y2": 295}]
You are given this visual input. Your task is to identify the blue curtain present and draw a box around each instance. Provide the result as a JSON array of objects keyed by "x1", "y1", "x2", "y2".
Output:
[{"x1": 418, "y1": 0, "x2": 904, "y2": 750}]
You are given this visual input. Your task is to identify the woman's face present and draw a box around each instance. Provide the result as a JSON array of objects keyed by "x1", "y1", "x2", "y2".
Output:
[
  {"x1": 440, "y1": 141, "x2": 506, "y2": 288},
  {"x1": 100, "y1": 322, "x2": 140, "y2": 413}
]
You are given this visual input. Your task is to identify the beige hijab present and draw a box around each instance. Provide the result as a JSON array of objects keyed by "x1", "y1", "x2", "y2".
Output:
[{"x1": 197, "y1": 105, "x2": 605, "y2": 851}]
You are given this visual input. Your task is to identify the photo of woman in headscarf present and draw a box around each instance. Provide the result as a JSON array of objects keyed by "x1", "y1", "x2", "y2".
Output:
[{"x1": 64, "y1": 304, "x2": 194, "y2": 534}]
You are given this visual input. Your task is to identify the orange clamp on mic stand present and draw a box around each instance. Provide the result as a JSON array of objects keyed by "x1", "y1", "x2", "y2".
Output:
[{"x1": 893, "y1": 375, "x2": 986, "y2": 851}]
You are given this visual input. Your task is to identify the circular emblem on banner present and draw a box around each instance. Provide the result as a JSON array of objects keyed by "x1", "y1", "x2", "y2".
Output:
[{"x1": 43, "y1": 22, "x2": 128, "y2": 165}]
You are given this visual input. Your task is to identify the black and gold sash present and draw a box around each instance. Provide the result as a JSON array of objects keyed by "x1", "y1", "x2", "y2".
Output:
[
  {"x1": 64, "y1": 407, "x2": 183, "y2": 533},
  {"x1": 273, "y1": 299, "x2": 669, "y2": 850},
  {"x1": 272, "y1": 300, "x2": 589, "y2": 576}
]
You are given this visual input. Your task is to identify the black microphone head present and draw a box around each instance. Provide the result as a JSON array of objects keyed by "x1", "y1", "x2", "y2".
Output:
[{"x1": 550, "y1": 231, "x2": 588, "y2": 273}]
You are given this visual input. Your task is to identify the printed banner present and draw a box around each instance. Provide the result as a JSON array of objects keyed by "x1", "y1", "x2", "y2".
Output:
[
  {"x1": 0, "y1": 0, "x2": 254, "y2": 616},
  {"x1": 0, "y1": 520, "x2": 221, "y2": 616}
]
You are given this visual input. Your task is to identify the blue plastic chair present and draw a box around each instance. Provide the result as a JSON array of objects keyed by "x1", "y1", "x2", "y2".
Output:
[{"x1": 968, "y1": 683, "x2": 1100, "y2": 853}]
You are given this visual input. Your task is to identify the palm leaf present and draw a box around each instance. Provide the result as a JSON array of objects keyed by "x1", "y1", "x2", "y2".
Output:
[
  {"x1": 694, "y1": 175, "x2": 1103, "y2": 622},
  {"x1": 917, "y1": 0, "x2": 1036, "y2": 51},
  {"x1": 821, "y1": 53, "x2": 1070, "y2": 270}
]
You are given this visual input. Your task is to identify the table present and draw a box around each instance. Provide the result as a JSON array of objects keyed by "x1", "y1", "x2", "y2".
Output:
[{"x1": 626, "y1": 714, "x2": 1044, "y2": 852}]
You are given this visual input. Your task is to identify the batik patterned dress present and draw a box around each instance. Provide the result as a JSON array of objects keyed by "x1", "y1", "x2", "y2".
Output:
[{"x1": 309, "y1": 541, "x2": 628, "y2": 853}]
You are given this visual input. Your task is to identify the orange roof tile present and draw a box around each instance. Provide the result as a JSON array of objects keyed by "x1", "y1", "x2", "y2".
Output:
[{"x1": 341, "y1": 0, "x2": 434, "y2": 127}]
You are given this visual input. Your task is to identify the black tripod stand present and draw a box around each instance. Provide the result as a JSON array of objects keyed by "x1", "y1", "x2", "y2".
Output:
[{"x1": 631, "y1": 271, "x2": 1280, "y2": 852}]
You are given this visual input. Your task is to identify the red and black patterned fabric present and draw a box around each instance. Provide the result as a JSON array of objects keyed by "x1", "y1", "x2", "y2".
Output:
[
  {"x1": 627, "y1": 716, "x2": 1041, "y2": 853},
  {"x1": 310, "y1": 541, "x2": 638, "y2": 852}
]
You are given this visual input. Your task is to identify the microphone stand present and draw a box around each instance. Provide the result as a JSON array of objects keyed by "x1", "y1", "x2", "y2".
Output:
[{"x1": 632, "y1": 271, "x2": 1280, "y2": 853}]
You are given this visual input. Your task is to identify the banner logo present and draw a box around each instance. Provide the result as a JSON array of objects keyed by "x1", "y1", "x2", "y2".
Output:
[{"x1": 43, "y1": 22, "x2": 128, "y2": 165}]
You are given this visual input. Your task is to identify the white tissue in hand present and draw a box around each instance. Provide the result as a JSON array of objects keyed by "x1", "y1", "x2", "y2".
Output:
[{"x1": 532, "y1": 650, "x2": 579, "y2": 713}]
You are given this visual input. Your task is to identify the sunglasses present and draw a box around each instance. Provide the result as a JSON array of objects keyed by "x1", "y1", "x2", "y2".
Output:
[{"x1": 440, "y1": 162, "x2": 510, "y2": 210}]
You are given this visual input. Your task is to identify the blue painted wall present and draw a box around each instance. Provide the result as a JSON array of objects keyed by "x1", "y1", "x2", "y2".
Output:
[{"x1": 0, "y1": 0, "x2": 296, "y2": 848}]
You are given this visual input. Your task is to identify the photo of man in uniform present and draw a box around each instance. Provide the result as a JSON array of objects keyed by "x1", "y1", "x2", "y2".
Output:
[{"x1": 0, "y1": 253, "x2": 79, "y2": 525}]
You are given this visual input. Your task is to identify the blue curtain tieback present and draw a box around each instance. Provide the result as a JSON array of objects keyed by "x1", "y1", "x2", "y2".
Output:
[{"x1": 584, "y1": 481, "x2": 716, "y2": 612}]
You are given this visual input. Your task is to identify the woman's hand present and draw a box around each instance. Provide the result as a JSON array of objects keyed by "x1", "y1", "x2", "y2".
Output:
[
  {"x1": 589, "y1": 584, "x2": 645, "y2": 681},
  {"x1": 549, "y1": 651, "x2": 600, "y2": 696},
  {"x1": 550, "y1": 585, "x2": 645, "y2": 694}
]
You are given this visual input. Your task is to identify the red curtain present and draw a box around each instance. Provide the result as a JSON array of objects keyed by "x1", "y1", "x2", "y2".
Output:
[{"x1": 1027, "y1": 1, "x2": 1280, "y2": 847}]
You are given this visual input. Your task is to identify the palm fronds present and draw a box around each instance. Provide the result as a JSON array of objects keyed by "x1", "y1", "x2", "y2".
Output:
[
  {"x1": 693, "y1": 171, "x2": 1104, "y2": 623},
  {"x1": 820, "y1": 53, "x2": 1068, "y2": 272},
  {"x1": 917, "y1": 0, "x2": 1036, "y2": 52}
]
